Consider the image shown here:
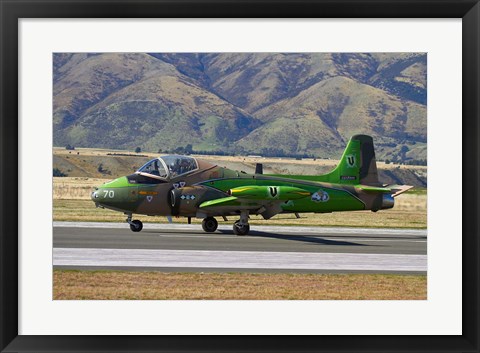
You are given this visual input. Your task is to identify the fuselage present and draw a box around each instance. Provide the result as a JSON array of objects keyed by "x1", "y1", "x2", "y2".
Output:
[{"x1": 91, "y1": 155, "x2": 393, "y2": 218}]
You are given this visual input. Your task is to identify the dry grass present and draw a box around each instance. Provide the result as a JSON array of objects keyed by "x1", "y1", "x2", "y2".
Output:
[
  {"x1": 392, "y1": 193, "x2": 427, "y2": 211},
  {"x1": 53, "y1": 199, "x2": 426, "y2": 228},
  {"x1": 53, "y1": 147, "x2": 427, "y2": 171},
  {"x1": 54, "y1": 147, "x2": 158, "y2": 158},
  {"x1": 53, "y1": 177, "x2": 108, "y2": 200},
  {"x1": 53, "y1": 270, "x2": 427, "y2": 300},
  {"x1": 54, "y1": 177, "x2": 427, "y2": 204},
  {"x1": 53, "y1": 177, "x2": 426, "y2": 228}
]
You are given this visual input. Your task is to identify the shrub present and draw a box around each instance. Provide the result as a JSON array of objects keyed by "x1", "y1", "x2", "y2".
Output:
[
  {"x1": 53, "y1": 168, "x2": 67, "y2": 177},
  {"x1": 97, "y1": 163, "x2": 111, "y2": 175}
]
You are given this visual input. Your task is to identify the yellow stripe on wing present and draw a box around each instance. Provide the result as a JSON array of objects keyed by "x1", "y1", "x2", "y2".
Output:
[{"x1": 231, "y1": 187, "x2": 255, "y2": 193}]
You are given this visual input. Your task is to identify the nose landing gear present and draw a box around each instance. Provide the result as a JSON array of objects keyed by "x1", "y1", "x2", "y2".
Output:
[{"x1": 126, "y1": 214, "x2": 143, "y2": 232}]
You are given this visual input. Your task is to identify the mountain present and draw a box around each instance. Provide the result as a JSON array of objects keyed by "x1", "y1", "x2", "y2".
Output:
[{"x1": 53, "y1": 52, "x2": 427, "y2": 162}]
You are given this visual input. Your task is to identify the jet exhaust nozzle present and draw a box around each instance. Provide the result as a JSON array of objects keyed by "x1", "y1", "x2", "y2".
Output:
[{"x1": 381, "y1": 194, "x2": 395, "y2": 209}]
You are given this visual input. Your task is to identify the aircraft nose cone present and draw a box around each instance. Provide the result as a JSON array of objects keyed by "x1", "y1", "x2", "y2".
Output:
[
  {"x1": 90, "y1": 177, "x2": 133, "y2": 211},
  {"x1": 92, "y1": 186, "x2": 115, "y2": 202},
  {"x1": 91, "y1": 187, "x2": 102, "y2": 207},
  {"x1": 91, "y1": 185, "x2": 116, "y2": 209}
]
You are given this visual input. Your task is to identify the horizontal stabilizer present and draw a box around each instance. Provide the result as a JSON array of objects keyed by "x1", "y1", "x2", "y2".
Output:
[
  {"x1": 199, "y1": 196, "x2": 240, "y2": 208},
  {"x1": 357, "y1": 185, "x2": 392, "y2": 193},
  {"x1": 388, "y1": 185, "x2": 414, "y2": 197},
  {"x1": 357, "y1": 184, "x2": 413, "y2": 197}
]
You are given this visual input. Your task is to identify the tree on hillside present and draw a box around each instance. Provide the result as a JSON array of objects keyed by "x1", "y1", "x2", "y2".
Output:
[
  {"x1": 399, "y1": 145, "x2": 410, "y2": 162},
  {"x1": 184, "y1": 144, "x2": 193, "y2": 155},
  {"x1": 97, "y1": 163, "x2": 111, "y2": 175},
  {"x1": 65, "y1": 144, "x2": 75, "y2": 150},
  {"x1": 53, "y1": 168, "x2": 67, "y2": 177},
  {"x1": 135, "y1": 147, "x2": 141, "y2": 153},
  {"x1": 174, "y1": 146, "x2": 185, "y2": 154}
]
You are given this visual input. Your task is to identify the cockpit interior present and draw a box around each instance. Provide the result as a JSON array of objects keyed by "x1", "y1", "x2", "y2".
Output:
[{"x1": 136, "y1": 155, "x2": 198, "y2": 180}]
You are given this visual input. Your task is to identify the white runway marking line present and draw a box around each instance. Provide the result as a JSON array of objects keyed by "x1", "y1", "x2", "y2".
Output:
[
  {"x1": 53, "y1": 221, "x2": 427, "y2": 237},
  {"x1": 53, "y1": 248, "x2": 427, "y2": 272}
]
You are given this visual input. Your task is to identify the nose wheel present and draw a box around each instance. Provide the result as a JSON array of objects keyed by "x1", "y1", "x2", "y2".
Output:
[
  {"x1": 202, "y1": 217, "x2": 218, "y2": 232},
  {"x1": 126, "y1": 214, "x2": 143, "y2": 232}
]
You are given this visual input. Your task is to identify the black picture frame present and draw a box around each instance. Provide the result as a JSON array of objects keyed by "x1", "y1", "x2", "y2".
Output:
[{"x1": 1, "y1": 1, "x2": 478, "y2": 352}]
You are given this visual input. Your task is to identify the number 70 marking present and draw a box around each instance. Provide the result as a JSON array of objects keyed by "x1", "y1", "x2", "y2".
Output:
[{"x1": 103, "y1": 190, "x2": 115, "y2": 198}]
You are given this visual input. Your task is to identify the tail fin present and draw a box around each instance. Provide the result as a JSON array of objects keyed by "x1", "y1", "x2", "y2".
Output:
[{"x1": 324, "y1": 135, "x2": 380, "y2": 186}]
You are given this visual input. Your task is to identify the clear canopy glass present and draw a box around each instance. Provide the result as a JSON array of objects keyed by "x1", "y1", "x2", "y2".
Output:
[
  {"x1": 137, "y1": 155, "x2": 198, "y2": 179},
  {"x1": 137, "y1": 158, "x2": 168, "y2": 178}
]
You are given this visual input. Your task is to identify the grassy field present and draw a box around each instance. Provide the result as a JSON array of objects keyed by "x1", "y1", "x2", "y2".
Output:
[
  {"x1": 53, "y1": 147, "x2": 427, "y2": 189},
  {"x1": 53, "y1": 177, "x2": 427, "y2": 228},
  {"x1": 52, "y1": 151, "x2": 427, "y2": 301},
  {"x1": 54, "y1": 270, "x2": 427, "y2": 300},
  {"x1": 53, "y1": 147, "x2": 427, "y2": 228},
  {"x1": 54, "y1": 198, "x2": 426, "y2": 228}
]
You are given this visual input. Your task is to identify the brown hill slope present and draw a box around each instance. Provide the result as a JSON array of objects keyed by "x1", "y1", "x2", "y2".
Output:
[
  {"x1": 239, "y1": 76, "x2": 426, "y2": 159},
  {"x1": 53, "y1": 53, "x2": 427, "y2": 163},
  {"x1": 54, "y1": 53, "x2": 260, "y2": 151},
  {"x1": 52, "y1": 148, "x2": 427, "y2": 187}
]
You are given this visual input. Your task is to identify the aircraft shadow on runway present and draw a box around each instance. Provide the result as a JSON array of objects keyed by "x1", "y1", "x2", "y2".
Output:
[
  {"x1": 218, "y1": 229, "x2": 369, "y2": 246},
  {"x1": 141, "y1": 229, "x2": 368, "y2": 246}
]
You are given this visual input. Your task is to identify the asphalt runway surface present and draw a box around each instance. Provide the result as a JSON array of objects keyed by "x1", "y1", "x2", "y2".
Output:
[{"x1": 53, "y1": 222, "x2": 427, "y2": 274}]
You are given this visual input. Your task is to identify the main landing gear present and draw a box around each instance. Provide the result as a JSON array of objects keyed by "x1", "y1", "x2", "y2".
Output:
[
  {"x1": 233, "y1": 221, "x2": 250, "y2": 236},
  {"x1": 126, "y1": 214, "x2": 143, "y2": 232},
  {"x1": 201, "y1": 211, "x2": 251, "y2": 236},
  {"x1": 233, "y1": 210, "x2": 250, "y2": 236},
  {"x1": 202, "y1": 217, "x2": 218, "y2": 232}
]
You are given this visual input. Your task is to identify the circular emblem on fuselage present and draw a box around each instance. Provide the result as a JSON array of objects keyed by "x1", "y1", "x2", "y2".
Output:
[{"x1": 311, "y1": 190, "x2": 329, "y2": 202}]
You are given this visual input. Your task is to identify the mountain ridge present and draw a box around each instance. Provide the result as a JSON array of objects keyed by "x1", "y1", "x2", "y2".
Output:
[{"x1": 53, "y1": 52, "x2": 427, "y2": 163}]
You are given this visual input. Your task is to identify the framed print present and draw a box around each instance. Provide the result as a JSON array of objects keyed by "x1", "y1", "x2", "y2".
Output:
[{"x1": 1, "y1": 0, "x2": 479, "y2": 352}]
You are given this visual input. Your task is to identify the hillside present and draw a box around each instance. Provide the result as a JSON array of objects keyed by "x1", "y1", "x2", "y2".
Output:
[
  {"x1": 52, "y1": 148, "x2": 427, "y2": 187},
  {"x1": 53, "y1": 53, "x2": 427, "y2": 163}
]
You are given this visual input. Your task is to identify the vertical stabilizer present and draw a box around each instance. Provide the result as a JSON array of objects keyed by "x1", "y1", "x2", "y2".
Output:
[{"x1": 324, "y1": 135, "x2": 380, "y2": 186}]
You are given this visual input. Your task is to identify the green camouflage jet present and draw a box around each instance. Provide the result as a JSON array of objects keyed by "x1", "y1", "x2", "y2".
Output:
[{"x1": 91, "y1": 135, "x2": 412, "y2": 235}]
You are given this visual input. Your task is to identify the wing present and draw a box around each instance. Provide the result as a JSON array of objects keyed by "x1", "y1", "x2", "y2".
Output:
[
  {"x1": 199, "y1": 185, "x2": 311, "y2": 219},
  {"x1": 200, "y1": 196, "x2": 241, "y2": 208}
]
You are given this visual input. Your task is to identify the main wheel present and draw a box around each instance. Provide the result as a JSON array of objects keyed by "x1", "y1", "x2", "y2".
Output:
[
  {"x1": 233, "y1": 221, "x2": 250, "y2": 236},
  {"x1": 130, "y1": 220, "x2": 143, "y2": 232},
  {"x1": 202, "y1": 217, "x2": 218, "y2": 232}
]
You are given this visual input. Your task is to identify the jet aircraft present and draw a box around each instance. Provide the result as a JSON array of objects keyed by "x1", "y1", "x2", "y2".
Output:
[{"x1": 91, "y1": 135, "x2": 412, "y2": 235}]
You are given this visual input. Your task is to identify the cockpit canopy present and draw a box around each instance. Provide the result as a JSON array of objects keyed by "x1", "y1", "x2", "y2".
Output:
[{"x1": 136, "y1": 155, "x2": 198, "y2": 179}]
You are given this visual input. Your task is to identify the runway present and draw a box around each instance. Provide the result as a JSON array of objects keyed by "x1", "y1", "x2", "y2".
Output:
[{"x1": 53, "y1": 222, "x2": 427, "y2": 274}]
